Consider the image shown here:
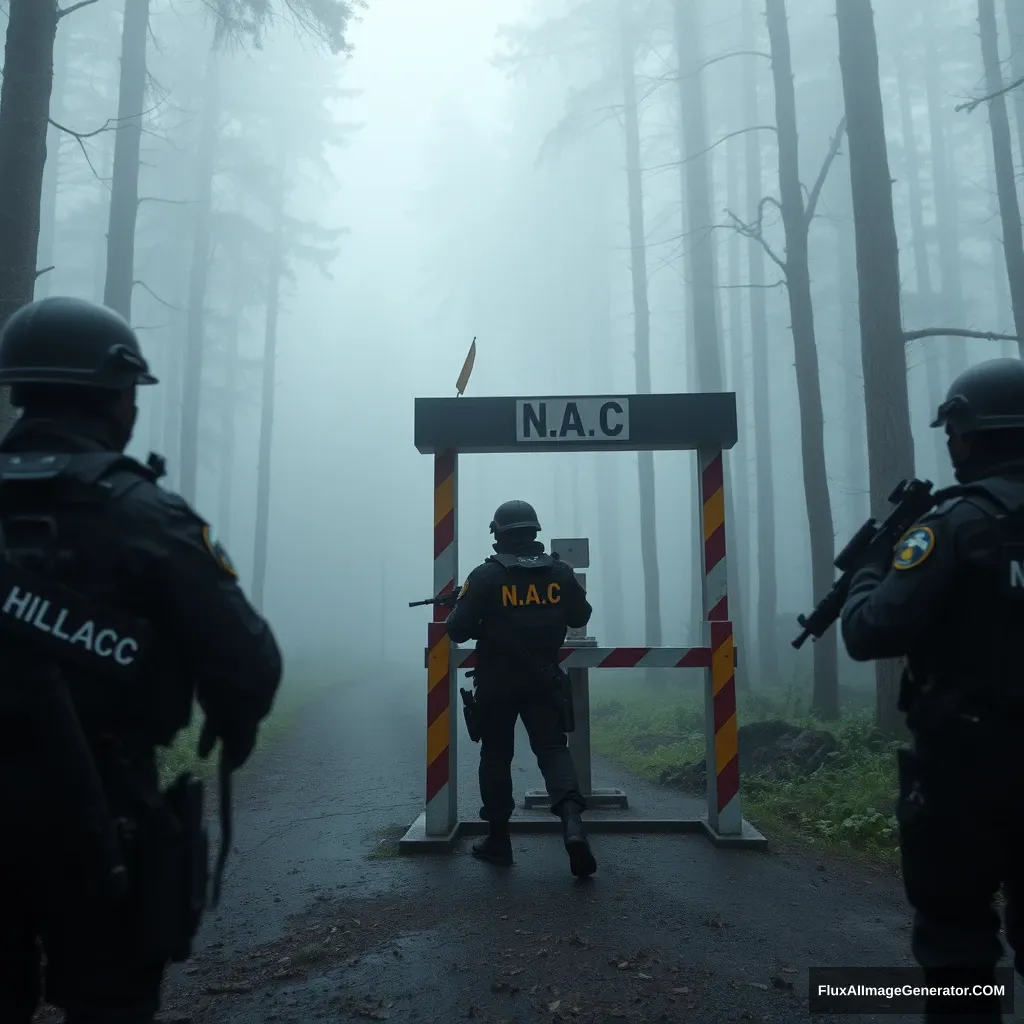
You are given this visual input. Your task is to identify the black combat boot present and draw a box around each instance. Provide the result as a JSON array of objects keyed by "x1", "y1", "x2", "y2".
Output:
[
  {"x1": 472, "y1": 824, "x2": 512, "y2": 865},
  {"x1": 560, "y1": 802, "x2": 596, "y2": 877}
]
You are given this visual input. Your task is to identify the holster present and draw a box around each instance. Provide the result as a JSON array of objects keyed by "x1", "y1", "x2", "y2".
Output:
[
  {"x1": 460, "y1": 683, "x2": 481, "y2": 743},
  {"x1": 135, "y1": 771, "x2": 208, "y2": 963},
  {"x1": 895, "y1": 746, "x2": 925, "y2": 826},
  {"x1": 534, "y1": 662, "x2": 574, "y2": 733}
]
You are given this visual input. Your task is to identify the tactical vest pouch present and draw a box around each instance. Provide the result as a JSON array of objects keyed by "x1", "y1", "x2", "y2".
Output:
[{"x1": 135, "y1": 771, "x2": 207, "y2": 963}]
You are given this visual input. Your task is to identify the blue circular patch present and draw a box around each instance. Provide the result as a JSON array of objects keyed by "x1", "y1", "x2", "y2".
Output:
[{"x1": 892, "y1": 525, "x2": 935, "y2": 570}]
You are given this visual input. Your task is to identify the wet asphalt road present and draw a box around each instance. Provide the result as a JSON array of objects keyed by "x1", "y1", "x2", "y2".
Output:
[{"x1": 159, "y1": 675, "x2": 1022, "y2": 1023}]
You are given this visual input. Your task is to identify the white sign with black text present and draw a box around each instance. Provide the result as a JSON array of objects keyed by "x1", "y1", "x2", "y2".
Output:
[{"x1": 515, "y1": 398, "x2": 630, "y2": 443}]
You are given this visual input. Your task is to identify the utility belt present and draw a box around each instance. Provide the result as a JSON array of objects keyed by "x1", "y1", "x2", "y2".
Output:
[{"x1": 463, "y1": 648, "x2": 575, "y2": 736}]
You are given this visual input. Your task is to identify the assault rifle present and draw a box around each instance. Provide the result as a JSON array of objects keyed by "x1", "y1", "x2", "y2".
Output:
[
  {"x1": 408, "y1": 589, "x2": 461, "y2": 609},
  {"x1": 793, "y1": 478, "x2": 939, "y2": 649}
]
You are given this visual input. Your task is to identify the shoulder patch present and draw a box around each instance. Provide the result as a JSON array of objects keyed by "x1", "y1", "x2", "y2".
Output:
[
  {"x1": 459, "y1": 579, "x2": 469, "y2": 597},
  {"x1": 202, "y1": 525, "x2": 238, "y2": 578},
  {"x1": 892, "y1": 525, "x2": 935, "y2": 571}
]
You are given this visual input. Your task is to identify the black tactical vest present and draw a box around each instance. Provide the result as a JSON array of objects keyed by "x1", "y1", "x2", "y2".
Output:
[
  {"x1": 0, "y1": 452, "x2": 158, "y2": 900},
  {"x1": 480, "y1": 550, "x2": 573, "y2": 664},
  {"x1": 916, "y1": 476, "x2": 1024, "y2": 717}
]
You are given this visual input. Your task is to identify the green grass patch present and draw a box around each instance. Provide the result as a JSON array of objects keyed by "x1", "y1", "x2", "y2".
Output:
[
  {"x1": 366, "y1": 824, "x2": 405, "y2": 860},
  {"x1": 589, "y1": 680, "x2": 900, "y2": 865},
  {"x1": 156, "y1": 667, "x2": 340, "y2": 787}
]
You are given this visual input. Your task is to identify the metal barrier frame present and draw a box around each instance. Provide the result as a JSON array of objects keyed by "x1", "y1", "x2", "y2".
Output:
[{"x1": 399, "y1": 393, "x2": 766, "y2": 851}]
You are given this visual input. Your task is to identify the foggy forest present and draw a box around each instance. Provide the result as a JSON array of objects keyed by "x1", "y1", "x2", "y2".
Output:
[{"x1": 4, "y1": 0, "x2": 1024, "y2": 1017}]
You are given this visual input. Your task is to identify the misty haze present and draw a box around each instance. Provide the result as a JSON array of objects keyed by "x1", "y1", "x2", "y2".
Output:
[{"x1": 3, "y1": 0, "x2": 1024, "y2": 1020}]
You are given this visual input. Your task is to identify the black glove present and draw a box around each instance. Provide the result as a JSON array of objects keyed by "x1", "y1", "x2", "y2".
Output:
[{"x1": 198, "y1": 715, "x2": 258, "y2": 769}]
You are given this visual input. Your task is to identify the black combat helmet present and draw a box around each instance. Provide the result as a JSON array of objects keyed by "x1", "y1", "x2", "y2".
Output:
[
  {"x1": 0, "y1": 296, "x2": 157, "y2": 390},
  {"x1": 931, "y1": 358, "x2": 1024, "y2": 435},
  {"x1": 489, "y1": 499, "x2": 541, "y2": 535}
]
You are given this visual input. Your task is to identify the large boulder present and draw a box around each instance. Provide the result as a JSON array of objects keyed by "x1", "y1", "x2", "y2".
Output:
[{"x1": 659, "y1": 720, "x2": 838, "y2": 791}]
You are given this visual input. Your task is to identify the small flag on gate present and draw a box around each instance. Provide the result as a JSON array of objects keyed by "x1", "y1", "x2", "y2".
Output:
[{"x1": 455, "y1": 337, "x2": 476, "y2": 396}]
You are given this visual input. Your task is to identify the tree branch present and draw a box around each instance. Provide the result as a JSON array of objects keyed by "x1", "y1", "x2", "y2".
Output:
[
  {"x1": 716, "y1": 279, "x2": 786, "y2": 290},
  {"x1": 902, "y1": 327, "x2": 1018, "y2": 343},
  {"x1": 49, "y1": 116, "x2": 117, "y2": 141},
  {"x1": 804, "y1": 116, "x2": 847, "y2": 228},
  {"x1": 132, "y1": 280, "x2": 181, "y2": 311},
  {"x1": 35, "y1": 266, "x2": 55, "y2": 280},
  {"x1": 137, "y1": 196, "x2": 197, "y2": 207},
  {"x1": 955, "y1": 74, "x2": 1024, "y2": 113},
  {"x1": 57, "y1": 0, "x2": 99, "y2": 19},
  {"x1": 648, "y1": 125, "x2": 776, "y2": 174},
  {"x1": 724, "y1": 204, "x2": 788, "y2": 277},
  {"x1": 49, "y1": 119, "x2": 107, "y2": 185},
  {"x1": 642, "y1": 49, "x2": 772, "y2": 86}
]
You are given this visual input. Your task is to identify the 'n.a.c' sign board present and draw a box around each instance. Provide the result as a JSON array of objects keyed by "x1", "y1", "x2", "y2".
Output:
[{"x1": 414, "y1": 393, "x2": 737, "y2": 454}]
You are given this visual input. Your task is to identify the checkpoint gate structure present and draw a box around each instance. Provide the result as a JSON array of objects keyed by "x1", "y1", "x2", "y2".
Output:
[{"x1": 399, "y1": 392, "x2": 766, "y2": 851}]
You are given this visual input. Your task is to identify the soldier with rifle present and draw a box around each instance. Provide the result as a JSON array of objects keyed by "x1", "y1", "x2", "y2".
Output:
[
  {"x1": 412, "y1": 500, "x2": 596, "y2": 876},
  {"x1": 0, "y1": 297, "x2": 282, "y2": 1024},
  {"x1": 796, "y1": 358, "x2": 1024, "y2": 1022}
]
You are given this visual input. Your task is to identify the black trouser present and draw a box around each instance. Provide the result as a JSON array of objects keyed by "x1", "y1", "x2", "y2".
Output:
[
  {"x1": 0, "y1": 746, "x2": 170, "y2": 1024},
  {"x1": 898, "y1": 720, "x2": 1023, "y2": 1013},
  {"x1": 475, "y1": 672, "x2": 584, "y2": 822},
  {"x1": 0, "y1": 848, "x2": 166, "y2": 1024}
]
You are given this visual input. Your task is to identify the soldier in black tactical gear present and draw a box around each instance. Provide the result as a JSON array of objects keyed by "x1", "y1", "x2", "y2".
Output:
[
  {"x1": 841, "y1": 357, "x2": 1024, "y2": 1022},
  {"x1": 0, "y1": 297, "x2": 282, "y2": 1023},
  {"x1": 446, "y1": 499, "x2": 597, "y2": 877}
]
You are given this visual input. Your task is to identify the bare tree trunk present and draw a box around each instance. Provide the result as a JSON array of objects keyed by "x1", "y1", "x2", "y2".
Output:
[
  {"x1": 37, "y1": 19, "x2": 68, "y2": 300},
  {"x1": 218, "y1": 280, "x2": 243, "y2": 547},
  {"x1": 830, "y1": 142, "x2": 871, "y2": 534},
  {"x1": 896, "y1": 60, "x2": 946, "y2": 476},
  {"x1": 591, "y1": 226, "x2": 624, "y2": 640},
  {"x1": 836, "y1": 0, "x2": 915, "y2": 738},
  {"x1": 923, "y1": 10, "x2": 967, "y2": 378},
  {"x1": 766, "y1": 0, "x2": 839, "y2": 719},
  {"x1": 742, "y1": 0, "x2": 778, "y2": 685},
  {"x1": 674, "y1": 0, "x2": 747, "y2": 684},
  {"x1": 103, "y1": 0, "x2": 150, "y2": 322},
  {"x1": 673, "y1": 0, "x2": 722, "y2": 393},
  {"x1": 618, "y1": 0, "x2": 662, "y2": 649},
  {"x1": 979, "y1": 0, "x2": 1024, "y2": 350},
  {"x1": 251, "y1": 156, "x2": 287, "y2": 612},
  {"x1": 1004, "y1": 0, "x2": 1024, "y2": 172},
  {"x1": 179, "y1": 50, "x2": 220, "y2": 504},
  {"x1": 0, "y1": 0, "x2": 59, "y2": 437},
  {"x1": 725, "y1": 130, "x2": 751, "y2": 689}
]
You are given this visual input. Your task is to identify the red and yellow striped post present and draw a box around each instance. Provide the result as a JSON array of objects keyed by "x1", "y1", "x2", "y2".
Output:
[
  {"x1": 698, "y1": 448, "x2": 741, "y2": 836},
  {"x1": 426, "y1": 449, "x2": 458, "y2": 835}
]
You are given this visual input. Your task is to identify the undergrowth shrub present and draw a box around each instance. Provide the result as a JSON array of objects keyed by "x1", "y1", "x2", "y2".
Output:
[{"x1": 590, "y1": 685, "x2": 900, "y2": 863}]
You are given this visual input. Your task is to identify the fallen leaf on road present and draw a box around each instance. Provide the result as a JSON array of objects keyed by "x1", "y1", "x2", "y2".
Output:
[
  {"x1": 748, "y1": 982, "x2": 768, "y2": 990},
  {"x1": 548, "y1": 1000, "x2": 561, "y2": 1012},
  {"x1": 504, "y1": 967, "x2": 523, "y2": 976},
  {"x1": 617, "y1": 961, "x2": 630, "y2": 970},
  {"x1": 670, "y1": 987, "x2": 690, "y2": 995},
  {"x1": 638, "y1": 973, "x2": 652, "y2": 980}
]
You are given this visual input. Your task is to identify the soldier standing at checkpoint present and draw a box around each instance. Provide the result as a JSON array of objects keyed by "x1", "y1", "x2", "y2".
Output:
[
  {"x1": 0, "y1": 297, "x2": 282, "y2": 1024},
  {"x1": 446, "y1": 499, "x2": 598, "y2": 877},
  {"x1": 841, "y1": 358, "x2": 1024, "y2": 1022}
]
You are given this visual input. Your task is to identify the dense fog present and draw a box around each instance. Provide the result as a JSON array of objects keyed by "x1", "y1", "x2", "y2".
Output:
[{"x1": 6, "y1": 0, "x2": 1023, "y2": 719}]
